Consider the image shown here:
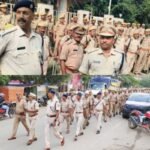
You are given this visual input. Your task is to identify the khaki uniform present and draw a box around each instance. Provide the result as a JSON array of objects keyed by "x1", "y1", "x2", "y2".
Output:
[
  {"x1": 125, "y1": 38, "x2": 140, "y2": 73},
  {"x1": 73, "y1": 99, "x2": 85, "y2": 137},
  {"x1": 27, "y1": 100, "x2": 39, "y2": 141},
  {"x1": 59, "y1": 98, "x2": 72, "y2": 133},
  {"x1": 134, "y1": 36, "x2": 150, "y2": 73},
  {"x1": 42, "y1": 35, "x2": 50, "y2": 75},
  {"x1": 0, "y1": 14, "x2": 12, "y2": 31},
  {"x1": 114, "y1": 35, "x2": 126, "y2": 53},
  {"x1": 81, "y1": 34, "x2": 98, "y2": 53},
  {"x1": 82, "y1": 96, "x2": 91, "y2": 128},
  {"x1": 0, "y1": 26, "x2": 42, "y2": 75},
  {"x1": 10, "y1": 98, "x2": 29, "y2": 138},
  {"x1": 79, "y1": 48, "x2": 125, "y2": 75},
  {"x1": 45, "y1": 98, "x2": 63, "y2": 149},
  {"x1": 54, "y1": 22, "x2": 66, "y2": 53},
  {"x1": 94, "y1": 98, "x2": 105, "y2": 131},
  {"x1": 60, "y1": 39, "x2": 84, "y2": 74}
]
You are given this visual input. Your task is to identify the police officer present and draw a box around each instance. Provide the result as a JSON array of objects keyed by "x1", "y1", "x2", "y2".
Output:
[
  {"x1": 26, "y1": 93, "x2": 39, "y2": 145},
  {"x1": 0, "y1": 0, "x2": 43, "y2": 75},
  {"x1": 8, "y1": 94, "x2": 29, "y2": 140},
  {"x1": 45, "y1": 90, "x2": 64, "y2": 150},
  {"x1": 79, "y1": 25, "x2": 125, "y2": 75},
  {"x1": 93, "y1": 92, "x2": 105, "y2": 134},
  {"x1": 59, "y1": 93, "x2": 71, "y2": 134},
  {"x1": 73, "y1": 93, "x2": 85, "y2": 141},
  {"x1": 60, "y1": 25, "x2": 85, "y2": 74}
]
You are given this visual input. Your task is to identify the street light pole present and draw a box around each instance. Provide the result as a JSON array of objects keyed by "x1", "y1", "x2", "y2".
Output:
[{"x1": 108, "y1": 0, "x2": 112, "y2": 15}]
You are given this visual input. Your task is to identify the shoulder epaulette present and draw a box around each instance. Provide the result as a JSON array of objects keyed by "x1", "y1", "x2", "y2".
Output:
[
  {"x1": 1, "y1": 27, "x2": 17, "y2": 37},
  {"x1": 65, "y1": 39, "x2": 73, "y2": 45},
  {"x1": 87, "y1": 48, "x2": 99, "y2": 54}
]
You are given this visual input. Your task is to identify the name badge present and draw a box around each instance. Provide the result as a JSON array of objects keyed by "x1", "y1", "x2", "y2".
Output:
[
  {"x1": 93, "y1": 60, "x2": 101, "y2": 64},
  {"x1": 73, "y1": 49, "x2": 78, "y2": 51},
  {"x1": 17, "y1": 46, "x2": 26, "y2": 50}
]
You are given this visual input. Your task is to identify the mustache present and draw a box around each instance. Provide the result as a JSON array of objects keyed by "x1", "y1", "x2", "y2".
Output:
[{"x1": 18, "y1": 18, "x2": 26, "y2": 23}]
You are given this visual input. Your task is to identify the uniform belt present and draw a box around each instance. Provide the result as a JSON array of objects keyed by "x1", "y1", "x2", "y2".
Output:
[
  {"x1": 96, "y1": 109, "x2": 103, "y2": 112},
  {"x1": 16, "y1": 112, "x2": 25, "y2": 116},
  {"x1": 61, "y1": 111, "x2": 69, "y2": 113},
  {"x1": 76, "y1": 112, "x2": 83, "y2": 114},
  {"x1": 29, "y1": 114, "x2": 37, "y2": 117},
  {"x1": 47, "y1": 114, "x2": 56, "y2": 118}
]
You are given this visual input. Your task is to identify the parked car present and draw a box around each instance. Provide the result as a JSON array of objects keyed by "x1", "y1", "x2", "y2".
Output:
[{"x1": 122, "y1": 93, "x2": 150, "y2": 118}]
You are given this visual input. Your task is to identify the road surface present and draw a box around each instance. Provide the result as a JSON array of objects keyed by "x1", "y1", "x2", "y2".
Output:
[{"x1": 0, "y1": 107, "x2": 150, "y2": 150}]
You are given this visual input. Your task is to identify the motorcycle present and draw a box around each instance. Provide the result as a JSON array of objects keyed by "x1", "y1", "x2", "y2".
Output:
[
  {"x1": 0, "y1": 102, "x2": 16, "y2": 119},
  {"x1": 38, "y1": 95, "x2": 48, "y2": 107},
  {"x1": 128, "y1": 110, "x2": 150, "y2": 132}
]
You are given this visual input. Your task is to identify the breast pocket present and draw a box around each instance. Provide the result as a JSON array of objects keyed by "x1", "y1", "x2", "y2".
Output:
[{"x1": 12, "y1": 50, "x2": 29, "y2": 65}]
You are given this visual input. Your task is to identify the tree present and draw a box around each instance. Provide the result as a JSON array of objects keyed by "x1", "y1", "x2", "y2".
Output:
[{"x1": 0, "y1": 76, "x2": 10, "y2": 85}]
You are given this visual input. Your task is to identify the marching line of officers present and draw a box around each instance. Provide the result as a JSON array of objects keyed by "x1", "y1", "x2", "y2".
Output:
[
  {"x1": 7, "y1": 88, "x2": 150, "y2": 150},
  {"x1": 0, "y1": 1, "x2": 150, "y2": 75}
]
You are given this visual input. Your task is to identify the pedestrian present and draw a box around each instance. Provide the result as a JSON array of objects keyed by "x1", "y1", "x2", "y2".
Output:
[
  {"x1": 93, "y1": 92, "x2": 105, "y2": 134},
  {"x1": 8, "y1": 94, "x2": 29, "y2": 140},
  {"x1": 0, "y1": 0, "x2": 43, "y2": 75},
  {"x1": 26, "y1": 93, "x2": 39, "y2": 145},
  {"x1": 44, "y1": 90, "x2": 64, "y2": 150},
  {"x1": 79, "y1": 25, "x2": 126, "y2": 75},
  {"x1": 73, "y1": 92, "x2": 85, "y2": 141}
]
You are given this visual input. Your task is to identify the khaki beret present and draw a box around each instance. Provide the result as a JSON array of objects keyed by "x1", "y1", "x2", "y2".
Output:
[
  {"x1": 99, "y1": 25, "x2": 116, "y2": 36},
  {"x1": 88, "y1": 26, "x2": 97, "y2": 31},
  {"x1": 40, "y1": 12, "x2": 46, "y2": 16},
  {"x1": 59, "y1": 13, "x2": 65, "y2": 19},
  {"x1": 133, "y1": 30, "x2": 139, "y2": 34},
  {"x1": 28, "y1": 92, "x2": 36, "y2": 98},
  {"x1": 74, "y1": 26, "x2": 86, "y2": 35},
  {"x1": 0, "y1": 3, "x2": 7, "y2": 8},
  {"x1": 47, "y1": 12, "x2": 52, "y2": 16},
  {"x1": 37, "y1": 21, "x2": 48, "y2": 27}
]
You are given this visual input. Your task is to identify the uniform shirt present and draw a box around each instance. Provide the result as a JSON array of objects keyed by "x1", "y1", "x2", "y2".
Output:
[
  {"x1": 82, "y1": 96, "x2": 91, "y2": 108},
  {"x1": 27, "y1": 100, "x2": 39, "y2": 116},
  {"x1": 115, "y1": 36, "x2": 126, "y2": 53},
  {"x1": 60, "y1": 99, "x2": 71, "y2": 112},
  {"x1": 94, "y1": 98, "x2": 105, "y2": 111},
  {"x1": 15, "y1": 99, "x2": 27, "y2": 114},
  {"x1": 0, "y1": 26, "x2": 42, "y2": 75},
  {"x1": 140, "y1": 36, "x2": 150, "y2": 49},
  {"x1": 74, "y1": 99, "x2": 85, "y2": 113},
  {"x1": 125, "y1": 38, "x2": 140, "y2": 53},
  {"x1": 60, "y1": 39, "x2": 84, "y2": 70},
  {"x1": 46, "y1": 98, "x2": 60, "y2": 116},
  {"x1": 81, "y1": 35, "x2": 97, "y2": 52},
  {"x1": 54, "y1": 22, "x2": 66, "y2": 38},
  {"x1": 79, "y1": 48, "x2": 124, "y2": 75}
]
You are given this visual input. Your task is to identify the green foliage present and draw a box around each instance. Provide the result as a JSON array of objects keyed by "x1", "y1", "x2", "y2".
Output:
[
  {"x1": 0, "y1": 76, "x2": 10, "y2": 85},
  {"x1": 70, "y1": 0, "x2": 150, "y2": 26},
  {"x1": 119, "y1": 75, "x2": 140, "y2": 87},
  {"x1": 139, "y1": 76, "x2": 150, "y2": 87}
]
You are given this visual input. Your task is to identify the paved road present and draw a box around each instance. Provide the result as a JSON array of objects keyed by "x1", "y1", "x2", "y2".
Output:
[{"x1": 0, "y1": 107, "x2": 150, "y2": 150}]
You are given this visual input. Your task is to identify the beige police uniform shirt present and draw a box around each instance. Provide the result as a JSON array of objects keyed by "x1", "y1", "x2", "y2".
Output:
[
  {"x1": 79, "y1": 48, "x2": 124, "y2": 75},
  {"x1": 125, "y1": 38, "x2": 140, "y2": 53},
  {"x1": 74, "y1": 99, "x2": 85, "y2": 113},
  {"x1": 94, "y1": 98, "x2": 105, "y2": 111},
  {"x1": 140, "y1": 36, "x2": 150, "y2": 50},
  {"x1": 60, "y1": 99, "x2": 71, "y2": 112},
  {"x1": 81, "y1": 34, "x2": 97, "y2": 52},
  {"x1": 27, "y1": 100, "x2": 39, "y2": 116},
  {"x1": 60, "y1": 39, "x2": 84, "y2": 71},
  {"x1": 0, "y1": 26, "x2": 42, "y2": 75},
  {"x1": 115, "y1": 36, "x2": 126, "y2": 53},
  {"x1": 15, "y1": 99, "x2": 27, "y2": 114},
  {"x1": 46, "y1": 97, "x2": 60, "y2": 116}
]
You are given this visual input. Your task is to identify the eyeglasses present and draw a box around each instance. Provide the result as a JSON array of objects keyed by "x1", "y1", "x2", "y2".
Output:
[{"x1": 100, "y1": 36, "x2": 114, "y2": 39}]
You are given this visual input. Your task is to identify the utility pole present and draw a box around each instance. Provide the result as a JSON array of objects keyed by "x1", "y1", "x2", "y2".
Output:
[{"x1": 108, "y1": 0, "x2": 112, "y2": 15}]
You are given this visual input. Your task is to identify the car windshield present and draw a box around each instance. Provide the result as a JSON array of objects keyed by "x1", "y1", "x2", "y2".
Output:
[
  {"x1": 128, "y1": 94, "x2": 150, "y2": 102},
  {"x1": 90, "y1": 83, "x2": 105, "y2": 90}
]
